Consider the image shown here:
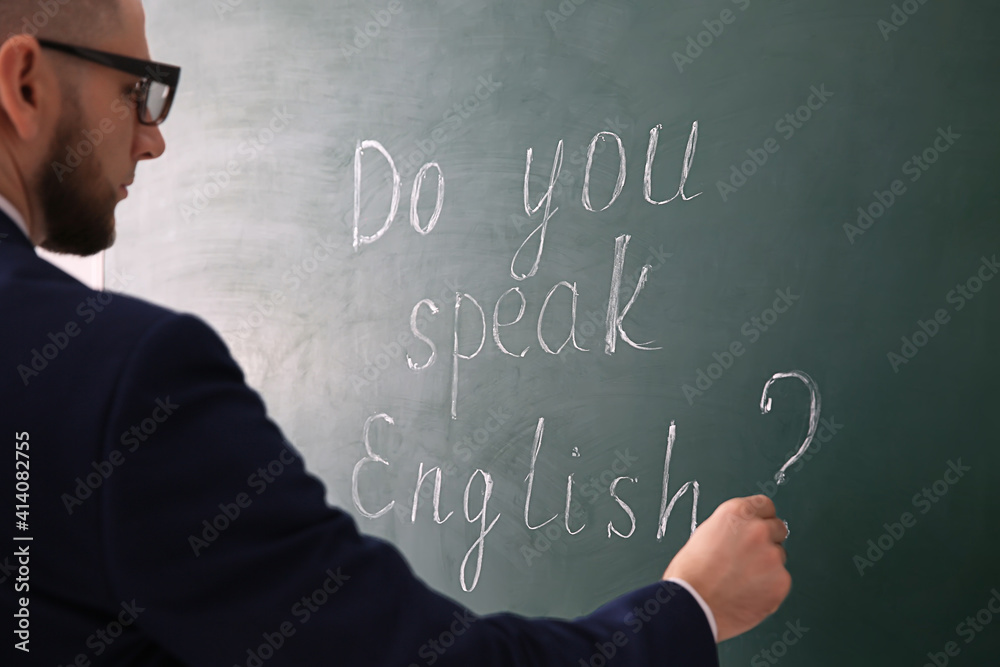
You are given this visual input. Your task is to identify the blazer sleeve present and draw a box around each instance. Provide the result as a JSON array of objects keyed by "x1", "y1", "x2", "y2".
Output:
[{"x1": 100, "y1": 312, "x2": 719, "y2": 667}]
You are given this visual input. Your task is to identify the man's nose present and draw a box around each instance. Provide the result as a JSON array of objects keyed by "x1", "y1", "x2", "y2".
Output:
[{"x1": 134, "y1": 122, "x2": 166, "y2": 161}]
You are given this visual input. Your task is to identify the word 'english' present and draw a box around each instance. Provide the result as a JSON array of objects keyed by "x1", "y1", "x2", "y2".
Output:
[{"x1": 352, "y1": 371, "x2": 822, "y2": 593}]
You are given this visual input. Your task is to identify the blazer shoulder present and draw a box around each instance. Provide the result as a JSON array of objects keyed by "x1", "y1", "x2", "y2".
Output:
[
  {"x1": 0, "y1": 249, "x2": 232, "y2": 394},
  {"x1": 1, "y1": 247, "x2": 179, "y2": 334}
]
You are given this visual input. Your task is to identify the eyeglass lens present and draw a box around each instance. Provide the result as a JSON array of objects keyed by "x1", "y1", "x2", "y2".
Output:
[{"x1": 143, "y1": 80, "x2": 171, "y2": 124}]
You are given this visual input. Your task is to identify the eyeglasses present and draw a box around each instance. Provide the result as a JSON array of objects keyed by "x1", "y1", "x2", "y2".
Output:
[{"x1": 36, "y1": 38, "x2": 181, "y2": 126}]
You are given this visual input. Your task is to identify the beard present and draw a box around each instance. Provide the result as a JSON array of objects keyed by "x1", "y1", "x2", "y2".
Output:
[{"x1": 38, "y1": 91, "x2": 118, "y2": 257}]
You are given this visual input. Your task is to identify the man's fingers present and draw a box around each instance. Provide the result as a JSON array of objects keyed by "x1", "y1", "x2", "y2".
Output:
[
  {"x1": 765, "y1": 517, "x2": 788, "y2": 544},
  {"x1": 744, "y1": 494, "x2": 776, "y2": 520}
]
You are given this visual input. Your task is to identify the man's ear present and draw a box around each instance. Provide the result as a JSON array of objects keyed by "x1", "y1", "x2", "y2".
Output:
[{"x1": 0, "y1": 36, "x2": 51, "y2": 142}]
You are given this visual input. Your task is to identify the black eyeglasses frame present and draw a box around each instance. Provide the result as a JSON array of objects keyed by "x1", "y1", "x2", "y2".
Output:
[{"x1": 36, "y1": 38, "x2": 181, "y2": 126}]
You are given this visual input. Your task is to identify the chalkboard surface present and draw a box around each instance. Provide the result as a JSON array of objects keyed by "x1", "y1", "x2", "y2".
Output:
[{"x1": 112, "y1": 0, "x2": 1000, "y2": 663}]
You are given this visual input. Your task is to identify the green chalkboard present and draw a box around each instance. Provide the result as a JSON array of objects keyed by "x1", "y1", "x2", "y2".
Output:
[{"x1": 111, "y1": 0, "x2": 1000, "y2": 663}]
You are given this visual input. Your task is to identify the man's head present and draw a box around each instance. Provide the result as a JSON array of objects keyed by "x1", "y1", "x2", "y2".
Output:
[{"x1": 0, "y1": 0, "x2": 167, "y2": 256}]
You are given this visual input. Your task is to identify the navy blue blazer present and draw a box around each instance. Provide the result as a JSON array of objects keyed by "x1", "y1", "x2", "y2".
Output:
[{"x1": 0, "y1": 211, "x2": 718, "y2": 666}]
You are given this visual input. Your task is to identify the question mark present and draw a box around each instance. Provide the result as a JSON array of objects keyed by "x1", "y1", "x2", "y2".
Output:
[{"x1": 760, "y1": 370, "x2": 822, "y2": 485}]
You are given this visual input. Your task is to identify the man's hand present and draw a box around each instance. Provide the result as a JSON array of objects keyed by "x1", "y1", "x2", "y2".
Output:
[{"x1": 662, "y1": 495, "x2": 791, "y2": 642}]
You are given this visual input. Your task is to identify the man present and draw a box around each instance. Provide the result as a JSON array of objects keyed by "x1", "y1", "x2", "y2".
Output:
[{"x1": 0, "y1": 1, "x2": 791, "y2": 664}]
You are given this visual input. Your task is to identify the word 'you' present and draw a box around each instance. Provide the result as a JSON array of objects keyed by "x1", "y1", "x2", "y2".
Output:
[{"x1": 353, "y1": 122, "x2": 702, "y2": 419}]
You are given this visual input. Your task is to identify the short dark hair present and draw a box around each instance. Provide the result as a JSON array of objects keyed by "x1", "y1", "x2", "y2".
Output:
[{"x1": 0, "y1": 0, "x2": 122, "y2": 45}]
